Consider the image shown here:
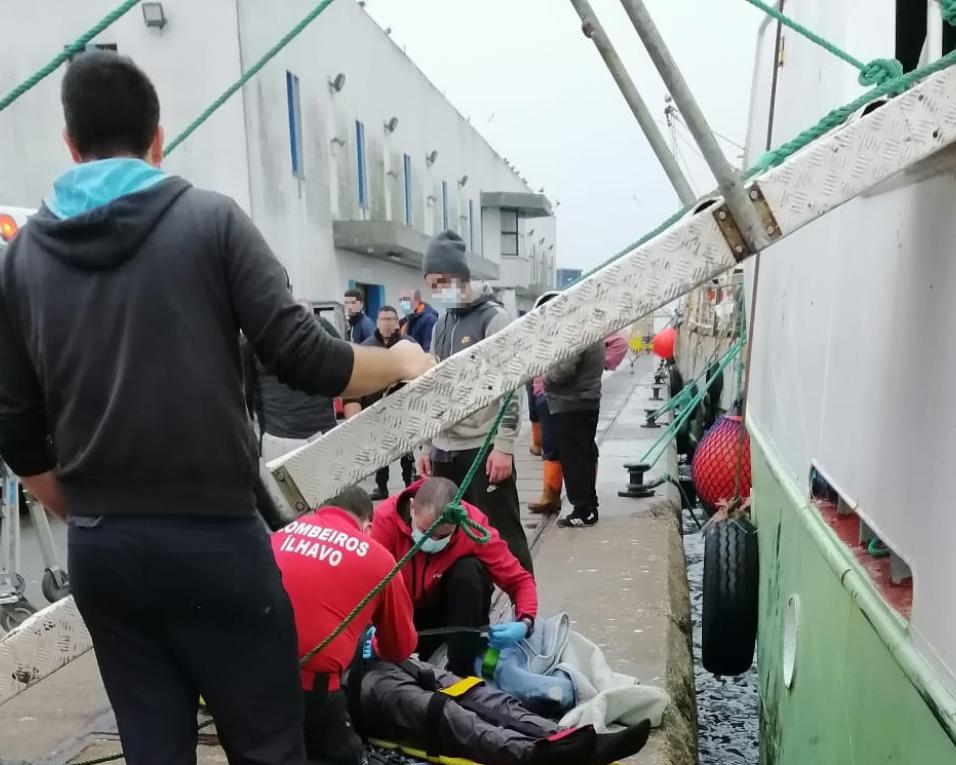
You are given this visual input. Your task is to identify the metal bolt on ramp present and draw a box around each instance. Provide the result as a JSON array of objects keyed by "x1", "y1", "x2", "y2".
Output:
[{"x1": 4, "y1": 62, "x2": 956, "y2": 707}]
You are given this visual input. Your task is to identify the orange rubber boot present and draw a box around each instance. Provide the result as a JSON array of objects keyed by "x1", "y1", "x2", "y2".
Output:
[
  {"x1": 528, "y1": 460, "x2": 563, "y2": 514},
  {"x1": 530, "y1": 422, "x2": 542, "y2": 456}
]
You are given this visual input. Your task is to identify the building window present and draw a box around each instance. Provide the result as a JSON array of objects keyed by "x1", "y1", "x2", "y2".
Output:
[
  {"x1": 286, "y1": 72, "x2": 304, "y2": 177},
  {"x1": 501, "y1": 208, "x2": 518, "y2": 256},
  {"x1": 403, "y1": 154, "x2": 412, "y2": 225},
  {"x1": 441, "y1": 181, "x2": 449, "y2": 230},
  {"x1": 468, "y1": 199, "x2": 475, "y2": 251},
  {"x1": 356, "y1": 121, "x2": 368, "y2": 209}
]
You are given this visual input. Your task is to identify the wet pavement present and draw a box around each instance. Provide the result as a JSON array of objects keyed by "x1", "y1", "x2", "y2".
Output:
[{"x1": 682, "y1": 509, "x2": 759, "y2": 765}]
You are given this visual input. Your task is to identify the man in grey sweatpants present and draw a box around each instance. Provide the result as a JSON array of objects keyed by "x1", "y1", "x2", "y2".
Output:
[{"x1": 418, "y1": 230, "x2": 532, "y2": 573}]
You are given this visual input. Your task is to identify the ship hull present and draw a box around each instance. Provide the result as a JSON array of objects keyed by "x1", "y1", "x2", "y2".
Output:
[{"x1": 751, "y1": 421, "x2": 956, "y2": 764}]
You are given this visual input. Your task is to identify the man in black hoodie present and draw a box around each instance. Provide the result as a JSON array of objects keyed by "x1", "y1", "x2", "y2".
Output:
[{"x1": 0, "y1": 52, "x2": 433, "y2": 765}]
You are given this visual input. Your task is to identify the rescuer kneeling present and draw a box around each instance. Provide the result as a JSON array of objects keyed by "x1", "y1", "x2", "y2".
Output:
[
  {"x1": 372, "y1": 477, "x2": 538, "y2": 676},
  {"x1": 272, "y1": 487, "x2": 417, "y2": 765}
]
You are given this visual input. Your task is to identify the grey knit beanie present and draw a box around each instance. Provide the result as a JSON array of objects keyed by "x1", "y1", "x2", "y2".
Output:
[{"x1": 423, "y1": 229, "x2": 470, "y2": 279}]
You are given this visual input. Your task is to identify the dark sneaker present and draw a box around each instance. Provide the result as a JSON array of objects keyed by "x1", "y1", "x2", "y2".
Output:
[
  {"x1": 370, "y1": 487, "x2": 389, "y2": 501},
  {"x1": 557, "y1": 508, "x2": 598, "y2": 528}
]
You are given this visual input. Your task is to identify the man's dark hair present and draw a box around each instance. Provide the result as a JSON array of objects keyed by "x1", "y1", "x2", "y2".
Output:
[
  {"x1": 344, "y1": 288, "x2": 365, "y2": 303},
  {"x1": 379, "y1": 305, "x2": 398, "y2": 318},
  {"x1": 413, "y1": 477, "x2": 458, "y2": 517},
  {"x1": 61, "y1": 51, "x2": 160, "y2": 160},
  {"x1": 324, "y1": 486, "x2": 373, "y2": 523}
]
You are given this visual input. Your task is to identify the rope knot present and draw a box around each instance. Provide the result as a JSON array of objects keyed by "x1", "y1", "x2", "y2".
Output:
[
  {"x1": 441, "y1": 500, "x2": 491, "y2": 545},
  {"x1": 858, "y1": 58, "x2": 904, "y2": 86}
]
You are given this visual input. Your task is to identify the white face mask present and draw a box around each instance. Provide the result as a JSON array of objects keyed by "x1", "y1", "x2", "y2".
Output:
[
  {"x1": 432, "y1": 286, "x2": 465, "y2": 310},
  {"x1": 399, "y1": 299, "x2": 413, "y2": 315},
  {"x1": 411, "y1": 526, "x2": 452, "y2": 554}
]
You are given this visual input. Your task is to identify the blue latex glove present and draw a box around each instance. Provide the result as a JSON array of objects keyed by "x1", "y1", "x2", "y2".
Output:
[
  {"x1": 488, "y1": 620, "x2": 528, "y2": 650},
  {"x1": 362, "y1": 626, "x2": 376, "y2": 659}
]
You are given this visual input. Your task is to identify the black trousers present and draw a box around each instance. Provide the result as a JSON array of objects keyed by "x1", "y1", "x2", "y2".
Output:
[
  {"x1": 68, "y1": 515, "x2": 305, "y2": 765},
  {"x1": 432, "y1": 449, "x2": 533, "y2": 574},
  {"x1": 534, "y1": 395, "x2": 558, "y2": 461},
  {"x1": 414, "y1": 556, "x2": 494, "y2": 677},
  {"x1": 374, "y1": 454, "x2": 415, "y2": 491},
  {"x1": 303, "y1": 688, "x2": 364, "y2": 765},
  {"x1": 554, "y1": 408, "x2": 600, "y2": 512}
]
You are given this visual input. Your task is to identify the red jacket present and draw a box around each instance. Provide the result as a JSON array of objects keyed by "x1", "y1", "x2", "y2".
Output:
[
  {"x1": 272, "y1": 506, "x2": 416, "y2": 687},
  {"x1": 371, "y1": 482, "x2": 538, "y2": 622}
]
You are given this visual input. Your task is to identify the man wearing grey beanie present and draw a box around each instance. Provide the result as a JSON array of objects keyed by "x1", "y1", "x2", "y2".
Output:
[{"x1": 418, "y1": 230, "x2": 533, "y2": 574}]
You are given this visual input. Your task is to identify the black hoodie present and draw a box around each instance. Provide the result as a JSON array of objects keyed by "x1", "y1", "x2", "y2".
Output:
[{"x1": 0, "y1": 177, "x2": 354, "y2": 518}]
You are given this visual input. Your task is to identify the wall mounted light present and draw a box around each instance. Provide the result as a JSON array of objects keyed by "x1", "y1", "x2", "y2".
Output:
[
  {"x1": 528, "y1": 229, "x2": 535, "y2": 236},
  {"x1": 548, "y1": 244, "x2": 554, "y2": 251},
  {"x1": 426, "y1": 150, "x2": 439, "y2": 166},
  {"x1": 426, "y1": 195, "x2": 437, "y2": 205},
  {"x1": 328, "y1": 73, "x2": 347, "y2": 93},
  {"x1": 142, "y1": 2, "x2": 167, "y2": 29},
  {"x1": 386, "y1": 170, "x2": 398, "y2": 179},
  {"x1": 539, "y1": 237, "x2": 546, "y2": 245},
  {"x1": 384, "y1": 116, "x2": 399, "y2": 133},
  {"x1": 457, "y1": 174, "x2": 468, "y2": 188},
  {"x1": 330, "y1": 136, "x2": 346, "y2": 147}
]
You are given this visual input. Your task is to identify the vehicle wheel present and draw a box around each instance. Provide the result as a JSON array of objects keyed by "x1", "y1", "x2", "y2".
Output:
[
  {"x1": 42, "y1": 569, "x2": 70, "y2": 603},
  {"x1": 0, "y1": 598, "x2": 37, "y2": 633},
  {"x1": 702, "y1": 518, "x2": 758, "y2": 675}
]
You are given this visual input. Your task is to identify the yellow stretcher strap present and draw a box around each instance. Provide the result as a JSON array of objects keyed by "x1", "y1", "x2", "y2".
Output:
[{"x1": 440, "y1": 676, "x2": 484, "y2": 698}]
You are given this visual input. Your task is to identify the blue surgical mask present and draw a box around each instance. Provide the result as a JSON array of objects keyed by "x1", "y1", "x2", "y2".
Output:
[
  {"x1": 399, "y1": 299, "x2": 413, "y2": 315},
  {"x1": 412, "y1": 526, "x2": 452, "y2": 554},
  {"x1": 432, "y1": 286, "x2": 465, "y2": 310}
]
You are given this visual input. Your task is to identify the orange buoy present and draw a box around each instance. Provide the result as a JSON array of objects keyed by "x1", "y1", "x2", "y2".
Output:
[
  {"x1": 652, "y1": 327, "x2": 676, "y2": 360},
  {"x1": 691, "y1": 415, "x2": 751, "y2": 515}
]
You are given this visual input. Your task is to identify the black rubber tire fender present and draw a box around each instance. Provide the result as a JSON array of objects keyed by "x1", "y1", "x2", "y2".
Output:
[{"x1": 702, "y1": 518, "x2": 759, "y2": 676}]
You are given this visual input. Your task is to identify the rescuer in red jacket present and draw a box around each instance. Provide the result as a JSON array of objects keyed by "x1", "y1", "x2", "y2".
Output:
[
  {"x1": 272, "y1": 486, "x2": 416, "y2": 765},
  {"x1": 372, "y1": 477, "x2": 538, "y2": 677}
]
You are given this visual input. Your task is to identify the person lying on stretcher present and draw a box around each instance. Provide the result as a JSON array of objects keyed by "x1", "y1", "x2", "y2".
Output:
[{"x1": 345, "y1": 656, "x2": 652, "y2": 765}]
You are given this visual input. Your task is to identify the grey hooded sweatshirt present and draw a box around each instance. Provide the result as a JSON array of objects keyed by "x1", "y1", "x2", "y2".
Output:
[{"x1": 429, "y1": 285, "x2": 521, "y2": 454}]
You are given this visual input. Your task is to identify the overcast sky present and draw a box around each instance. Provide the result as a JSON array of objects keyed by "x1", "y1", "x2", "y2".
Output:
[{"x1": 366, "y1": 0, "x2": 763, "y2": 271}]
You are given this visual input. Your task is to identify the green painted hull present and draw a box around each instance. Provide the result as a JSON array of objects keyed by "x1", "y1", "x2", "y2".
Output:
[{"x1": 751, "y1": 425, "x2": 956, "y2": 765}]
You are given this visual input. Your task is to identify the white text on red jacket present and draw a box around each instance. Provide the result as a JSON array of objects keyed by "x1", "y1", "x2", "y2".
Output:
[{"x1": 277, "y1": 520, "x2": 370, "y2": 567}]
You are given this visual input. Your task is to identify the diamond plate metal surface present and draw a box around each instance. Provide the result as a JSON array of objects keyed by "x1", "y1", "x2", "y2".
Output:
[
  {"x1": 5, "y1": 63, "x2": 956, "y2": 709},
  {"x1": 276, "y1": 210, "x2": 735, "y2": 508},
  {"x1": 759, "y1": 67, "x2": 956, "y2": 233},
  {"x1": 0, "y1": 596, "x2": 90, "y2": 705}
]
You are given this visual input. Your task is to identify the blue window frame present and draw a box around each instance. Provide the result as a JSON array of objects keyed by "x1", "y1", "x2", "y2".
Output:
[
  {"x1": 441, "y1": 180, "x2": 449, "y2": 230},
  {"x1": 403, "y1": 153, "x2": 412, "y2": 225},
  {"x1": 356, "y1": 120, "x2": 368, "y2": 209},
  {"x1": 286, "y1": 72, "x2": 303, "y2": 177},
  {"x1": 468, "y1": 199, "x2": 475, "y2": 250}
]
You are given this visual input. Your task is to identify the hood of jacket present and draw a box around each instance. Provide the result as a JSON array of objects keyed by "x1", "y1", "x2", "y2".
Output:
[{"x1": 30, "y1": 158, "x2": 190, "y2": 270}]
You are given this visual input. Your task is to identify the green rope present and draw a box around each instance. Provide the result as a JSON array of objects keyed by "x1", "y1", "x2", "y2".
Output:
[
  {"x1": 164, "y1": 0, "x2": 336, "y2": 156},
  {"x1": 867, "y1": 537, "x2": 890, "y2": 558},
  {"x1": 942, "y1": 0, "x2": 956, "y2": 25},
  {"x1": 640, "y1": 339, "x2": 743, "y2": 468},
  {"x1": 0, "y1": 0, "x2": 141, "y2": 114},
  {"x1": 747, "y1": 46, "x2": 956, "y2": 177},
  {"x1": 298, "y1": 392, "x2": 511, "y2": 666},
  {"x1": 742, "y1": 0, "x2": 902, "y2": 86}
]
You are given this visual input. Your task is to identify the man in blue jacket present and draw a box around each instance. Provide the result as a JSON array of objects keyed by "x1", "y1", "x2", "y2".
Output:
[
  {"x1": 345, "y1": 287, "x2": 376, "y2": 344},
  {"x1": 398, "y1": 288, "x2": 438, "y2": 352}
]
